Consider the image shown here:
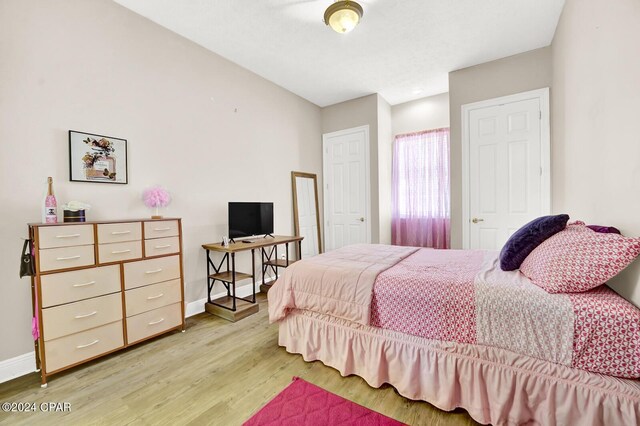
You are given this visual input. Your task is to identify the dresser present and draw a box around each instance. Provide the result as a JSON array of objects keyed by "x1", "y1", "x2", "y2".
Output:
[{"x1": 28, "y1": 218, "x2": 185, "y2": 387}]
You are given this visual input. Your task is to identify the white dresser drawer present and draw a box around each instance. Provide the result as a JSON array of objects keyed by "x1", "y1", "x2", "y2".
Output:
[
  {"x1": 42, "y1": 293, "x2": 123, "y2": 341},
  {"x1": 39, "y1": 245, "x2": 95, "y2": 272},
  {"x1": 125, "y1": 279, "x2": 182, "y2": 317},
  {"x1": 126, "y1": 303, "x2": 182, "y2": 345},
  {"x1": 97, "y1": 222, "x2": 142, "y2": 244},
  {"x1": 44, "y1": 321, "x2": 124, "y2": 373},
  {"x1": 38, "y1": 224, "x2": 94, "y2": 249},
  {"x1": 40, "y1": 265, "x2": 121, "y2": 308},
  {"x1": 124, "y1": 255, "x2": 180, "y2": 290},
  {"x1": 98, "y1": 240, "x2": 142, "y2": 264},
  {"x1": 144, "y1": 220, "x2": 179, "y2": 239},
  {"x1": 144, "y1": 236, "x2": 180, "y2": 257}
]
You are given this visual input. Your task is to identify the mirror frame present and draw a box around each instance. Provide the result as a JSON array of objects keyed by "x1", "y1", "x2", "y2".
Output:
[{"x1": 291, "y1": 171, "x2": 322, "y2": 256}]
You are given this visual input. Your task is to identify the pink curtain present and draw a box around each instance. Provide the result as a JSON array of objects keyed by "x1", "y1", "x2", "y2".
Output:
[{"x1": 392, "y1": 128, "x2": 450, "y2": 249}]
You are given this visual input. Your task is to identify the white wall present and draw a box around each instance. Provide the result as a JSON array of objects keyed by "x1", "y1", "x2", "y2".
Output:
[
  {"x1": 377, "y1": 95, "x2": 393, "y2": 244},
  {"x1": 391, "y1": 93, "x2": 450, "y2": 136},
  {"x1": 552, "y1": 0, "x2": 640, "y2": 305},
  {"x1": 0, "y1": 0, "x2": 321, "y2": 362},
  {"x1": 321, "y1": 95, "x2": 380, "y2": 243},
  {"x1": 448, "y1": 47, "x2": 553, "y2": 248}
]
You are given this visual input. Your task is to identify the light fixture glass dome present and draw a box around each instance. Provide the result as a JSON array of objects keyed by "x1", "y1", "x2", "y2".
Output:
[{"x1": 324, "y1": 1, "x2": 364, "y2": 34}]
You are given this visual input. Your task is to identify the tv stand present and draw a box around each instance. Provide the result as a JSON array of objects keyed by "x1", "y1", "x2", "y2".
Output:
[{"x1": 201, "y1": 235, "x2": 303, "y2": 321}]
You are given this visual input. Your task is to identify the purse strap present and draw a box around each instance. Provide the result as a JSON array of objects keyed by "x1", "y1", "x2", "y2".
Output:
[{"x1": 22, "y1": 239, "x2": 30, "y2": 255}]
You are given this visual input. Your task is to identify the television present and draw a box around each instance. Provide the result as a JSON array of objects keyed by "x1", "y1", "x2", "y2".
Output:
[{"x1": 228, "y1": 202, "x2": 274, "y2": 240}]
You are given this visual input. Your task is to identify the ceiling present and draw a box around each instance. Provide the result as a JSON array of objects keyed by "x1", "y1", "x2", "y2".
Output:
[{"x1": 112, "y1": 0, "x2": 565, "y2": 107}]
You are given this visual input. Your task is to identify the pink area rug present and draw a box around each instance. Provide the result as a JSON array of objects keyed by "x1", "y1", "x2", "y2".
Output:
[{"x1": 243, "y1": 377, "x2": 406, "y2": 426}]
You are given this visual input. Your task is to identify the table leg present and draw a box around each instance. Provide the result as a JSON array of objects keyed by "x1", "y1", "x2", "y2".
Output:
[
  {"x1": 285, "y1": 242, "x2": 289, "y2": 265},
  {"x1": 231, "y1": 252, "x2": 236, "y2": 311},
  {"x1": 251, "y1": 248, "x2": 256, "y2": 303},
  {"x1": 275, "y1": 245, "x2": 279, "y2": 280},
  {"x1": 206, "y1": 249, "x2": 212, "y2": 303}
]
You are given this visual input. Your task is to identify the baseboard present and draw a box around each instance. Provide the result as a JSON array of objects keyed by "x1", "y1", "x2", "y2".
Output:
[
  {"x1": 0, "y1": 351, "x2": 36, "y2": 384},
  {"x1": 1, "y1": 280, "x2": 273, "y2": 383},
  {"x1": 185, "y1": 277, "x2": 275, "y2": 318}
]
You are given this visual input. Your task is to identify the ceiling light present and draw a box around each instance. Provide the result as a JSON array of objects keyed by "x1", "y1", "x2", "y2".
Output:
[{"x1": 324, "y1": 1, "x2": 364, "y2": 34}]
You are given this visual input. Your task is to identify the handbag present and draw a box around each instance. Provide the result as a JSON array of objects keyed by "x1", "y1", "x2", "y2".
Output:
[{"x1": 19, "y1": 239, "x2": 35, "y2": 278}]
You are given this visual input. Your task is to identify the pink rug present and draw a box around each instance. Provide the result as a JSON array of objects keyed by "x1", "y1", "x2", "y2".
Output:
[{"x1": 243, "y1": 377, "x2": 406, "y2": 426}]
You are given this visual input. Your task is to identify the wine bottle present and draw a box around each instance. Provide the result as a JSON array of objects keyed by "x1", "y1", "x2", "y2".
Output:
[{"x1": 44, "y1": 177, "x2": 57, "y2": 223}]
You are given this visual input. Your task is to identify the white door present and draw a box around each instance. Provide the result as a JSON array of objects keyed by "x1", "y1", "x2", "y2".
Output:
[
  {"x1": 464, "y1": 89, "x2": 550, "y2": 250},
  {"x1": 323, "y1": 126, "x2": 370, "y2": 251}
]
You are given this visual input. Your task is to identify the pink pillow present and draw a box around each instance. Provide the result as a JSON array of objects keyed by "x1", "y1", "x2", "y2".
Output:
[{"x1": 520, "y1": 221, "x2": 640, "y2": 293}]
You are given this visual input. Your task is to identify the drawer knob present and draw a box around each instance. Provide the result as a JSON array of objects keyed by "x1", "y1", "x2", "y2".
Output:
[
  {"x1": 155, "y1": 245, "x2": 171, "y2": 249},
  {"x1": 76, "y1": 339, "x2": 99, "y2": 349},
  {"x1": 145, "y1": 268, "x2": 163, "y2": 274},
  {"x1": 111, "y1": 230, "x2": 131, "y2": 235},
  {"x1": 147, "y1": 293, "x2": 165, "y2": 300},
  {"x1": 72, "y1": 280, "x2": 96, "y2": 288},
  {"x1": 56, "y1": 255, "x2": 81, "y2": 261},
  {"x1": 56, "y1": 234, "x2": 80, "y2": 239},
  {"x1": 74, "y1": 311, "x2": 98, "y2": 319},
  {"x1": 154, "y1": 227, "x2": 171, "y2": 231},
  {"x1": 111, "y1": 249, "x2": 132, "y2": 254},
  {"x1": 148, "y1": 318, "x2": 165, "y2": 326}
]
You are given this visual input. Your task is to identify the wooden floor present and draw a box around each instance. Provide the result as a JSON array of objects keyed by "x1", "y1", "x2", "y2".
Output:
[{"x1": 0, "y1": 294, "x2": 478, "y2": 425}]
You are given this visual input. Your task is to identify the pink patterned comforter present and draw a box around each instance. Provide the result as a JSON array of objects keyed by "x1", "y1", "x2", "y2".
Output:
[{"x1": 371, "y1": 249, "x2": 640, "y2": 379}]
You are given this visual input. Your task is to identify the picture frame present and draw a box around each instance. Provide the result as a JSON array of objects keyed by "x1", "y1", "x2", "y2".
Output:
[{"x1": 69, "y1": 130, "x2": 128, "y2": 184}]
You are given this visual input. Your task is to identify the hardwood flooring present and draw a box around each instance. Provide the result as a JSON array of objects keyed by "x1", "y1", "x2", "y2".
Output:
[{"x1": 0, "y1": 295, "x2": 478, "y2": 425}]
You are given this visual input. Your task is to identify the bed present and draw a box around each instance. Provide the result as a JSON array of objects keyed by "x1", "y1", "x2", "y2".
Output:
[{"x1": 267, "y1": 244, "x2": 640, "y2": 425}]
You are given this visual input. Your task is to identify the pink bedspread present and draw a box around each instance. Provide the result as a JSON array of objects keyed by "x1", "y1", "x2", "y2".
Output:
[
  {"x1": 268, "y1": 244, "x2": 418, "y2": 325},
  {"x1": 371, "y1": 249, "x2": 640, "y2": 379},
  {"x1": 270, "y1": 245, "x2": 640, "y2": 379}
]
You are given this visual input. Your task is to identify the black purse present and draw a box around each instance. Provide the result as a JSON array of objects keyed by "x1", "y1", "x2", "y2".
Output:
[{"x1": 20, "y1": 239, "x2": 35, "y2": 278}]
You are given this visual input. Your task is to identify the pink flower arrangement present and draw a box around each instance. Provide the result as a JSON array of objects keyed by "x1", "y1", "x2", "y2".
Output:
[{"x1": 143, "y1": 186, "x2": 171, "y2": 218}]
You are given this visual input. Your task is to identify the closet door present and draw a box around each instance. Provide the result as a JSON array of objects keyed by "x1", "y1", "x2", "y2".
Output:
[{"x1": 465, "y1": 90, "x2": 550, "y2": 250}]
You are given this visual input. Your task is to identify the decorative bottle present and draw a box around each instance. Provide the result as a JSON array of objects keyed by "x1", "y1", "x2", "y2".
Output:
[{"x1": 44, "y1": 177, "x2": 58, "y2": 223}]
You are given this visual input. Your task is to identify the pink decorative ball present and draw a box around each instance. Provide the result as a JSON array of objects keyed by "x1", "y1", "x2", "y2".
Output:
[{"x1": 143, "y1": 186, "x2": 171, "y2": 208}]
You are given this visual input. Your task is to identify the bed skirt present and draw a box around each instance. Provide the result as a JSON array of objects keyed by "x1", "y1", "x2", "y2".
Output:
[{"x1": 278, "y1": 309, "x2": 640, "y2": 426}]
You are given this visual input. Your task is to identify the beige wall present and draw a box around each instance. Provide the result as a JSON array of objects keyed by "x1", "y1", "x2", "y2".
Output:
[
  {"x1": 391, "y1": 93, "x2": 450, "y2": 136},
  {"x1": 552, "y1": 0, "x2": 640, "y2": 305},
  {"x1": 448, "y1": 47, "x2": 552, "y2": 248},
  {"x1": 377, "y1": 95, "x2": 392, "y2": 244},
  {"x1": 0, "y1": 0, "x2": 322, "y2": 361},
  {"x1": 321, "y1": 95, "x2": 380, "y2": 243}
]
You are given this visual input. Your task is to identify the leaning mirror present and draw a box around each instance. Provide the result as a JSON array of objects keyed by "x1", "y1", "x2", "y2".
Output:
[{"x1": 292, "y1": 171, "x2": 322, "y2": 257}]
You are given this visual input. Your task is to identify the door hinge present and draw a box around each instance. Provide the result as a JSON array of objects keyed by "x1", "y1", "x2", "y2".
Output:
[
  {"x1": 539, "y1": 110, "x2": 542, "y2": 120},
  {"x1": 540, "y1": 167, "x2": 543, "y2": 176}
]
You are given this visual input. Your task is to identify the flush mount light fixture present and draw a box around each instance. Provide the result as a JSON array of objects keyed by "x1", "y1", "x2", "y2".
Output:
[{"x1": 324, "y1": 1, "x2": 364, "y2": 34}]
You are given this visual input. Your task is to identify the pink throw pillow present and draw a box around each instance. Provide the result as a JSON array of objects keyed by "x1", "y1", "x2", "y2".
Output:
[{"x1": 520, "y1": 221, "x2": 640, "y2": 293}]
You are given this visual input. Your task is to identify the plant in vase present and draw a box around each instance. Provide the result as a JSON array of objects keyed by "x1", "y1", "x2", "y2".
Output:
[{"x1": 143, "y1": 186, "x2": 171, "y2": 219}]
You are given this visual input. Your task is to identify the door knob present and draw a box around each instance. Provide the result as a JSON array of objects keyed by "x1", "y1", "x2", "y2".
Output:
[
  {"x1": 471, "y1": 218, "x2": 484, "y2": 224},
  {"x1": 359, "y1": 217, "x2": 365, "y2": 222}
]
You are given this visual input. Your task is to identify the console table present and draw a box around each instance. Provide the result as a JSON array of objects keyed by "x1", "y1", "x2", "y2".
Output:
[{"x1": 201, "y1": 235, "x2": 303, "y2": 321}]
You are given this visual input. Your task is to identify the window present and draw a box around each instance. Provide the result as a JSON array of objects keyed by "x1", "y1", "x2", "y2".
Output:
[{"x1": 392, "y1": 128, "x2": 450, "y2": 248}]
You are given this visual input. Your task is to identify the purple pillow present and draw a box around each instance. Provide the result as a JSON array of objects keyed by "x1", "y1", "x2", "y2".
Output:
[
  {"x1": 499, "y1": 214, "x2": 570, "y2": 271},
  {"x1": 587, "y1": 225, "x2": 621, "y2": 234}
]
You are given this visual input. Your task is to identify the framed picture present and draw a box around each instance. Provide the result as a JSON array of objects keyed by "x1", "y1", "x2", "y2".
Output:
[{"x1": 69, "y1": 130, "x2": 128, "y2": 184}]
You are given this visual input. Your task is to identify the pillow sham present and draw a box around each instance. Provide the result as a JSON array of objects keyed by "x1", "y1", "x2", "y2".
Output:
[
  {"x1": 587, "y1": 225, "x2": 621, "y2": 234},
  {"x1": 520, "y1": 221, "x2": 640, "y2": 293},
  {"x1": 499, "y1": 214, "x2": 570, "y2": 271}
]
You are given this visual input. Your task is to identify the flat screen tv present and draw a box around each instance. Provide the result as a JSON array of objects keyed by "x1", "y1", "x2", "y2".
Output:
[{"x1": 228, "y1": 202, "x2": 274, "y2": 240}]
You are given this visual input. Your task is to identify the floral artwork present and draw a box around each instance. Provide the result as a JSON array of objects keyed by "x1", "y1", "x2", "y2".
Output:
[{"x1": 69, "y1": 131, "x2": 128, "y2": 184}]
